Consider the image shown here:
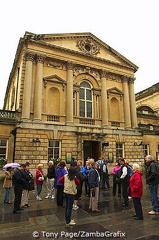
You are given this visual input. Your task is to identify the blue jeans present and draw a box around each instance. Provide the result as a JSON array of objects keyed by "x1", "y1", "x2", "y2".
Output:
[
  {"x1": 149, "y1": 184, "x2": 159, "y2": 212},
  {"x1": 36, "y1": 184, "x2": 42, "y2": 196},
  {"x1": 4, "y1": 187, "x2": 11, "y2": 202},
  {"x1": 65, "y1": 193, "x2": 75, "y2": 224}
]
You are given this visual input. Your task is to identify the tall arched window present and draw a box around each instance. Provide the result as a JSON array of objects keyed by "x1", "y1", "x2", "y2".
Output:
[{"x1": 79, "y1": 81, "x2": 92, "y2": 118}]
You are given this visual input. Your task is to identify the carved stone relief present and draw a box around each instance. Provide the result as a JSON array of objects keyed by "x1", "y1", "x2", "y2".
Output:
[
  {"x1": 76, "y1": 38, "x2": 100, "y2": 55},
  {"x1": 44, "y1": 60, "x2": 65, "y2": 70}
]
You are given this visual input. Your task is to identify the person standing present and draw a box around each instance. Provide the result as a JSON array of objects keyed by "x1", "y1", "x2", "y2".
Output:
[
  {"x1": 145, "y1": 155, "x2": 159, "y2": 215},
  {"x1": 3, "y1": 167, "x2": 13, "y2": 204},
  {"x1": 21, "y1": 163, "x2": 34, "y2": 207},
  {"x1": 119, "y1": 158, "x2": 129, "y2": 206},
  {"x1": 35, "y1": 164, "x2": 44, "y2": 201},
  {"x1": 55, "y1": 161, "x2": 67, "y2": 206},
  {"x1": 129, "y1": 163, "x2": 143, "y2": 220},
  {"x1": 58, "y1": 167, "x2": 80, "y2": 226},
  {"x1": 45, "y1": 161, "x2": 56, "y2": 199},
  {"x1": 12, "y1": 164, "x2": 26, "y2": 214},
  {"x1": 88, "y1": 161, "x2": 100, "y2": 212},
  {"x1": 101, "y1": 160, "x2": 110, "y2": 190},
  {"x1": 112, "y1": 161, "x2": 121, "y2": 196}
]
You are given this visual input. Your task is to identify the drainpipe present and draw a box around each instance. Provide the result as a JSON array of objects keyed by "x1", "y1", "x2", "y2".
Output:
[
  {"x1": 10, "y1": 128, "x2": 16, "y2": 162},
  {"x1": 15, "y1": 67, "x2": 20, "y2": 110}
]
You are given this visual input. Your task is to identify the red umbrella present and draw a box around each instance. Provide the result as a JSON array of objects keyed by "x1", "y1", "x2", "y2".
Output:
[{"x1": 3, "y1": 162, "x2": 21, "y2": 169}]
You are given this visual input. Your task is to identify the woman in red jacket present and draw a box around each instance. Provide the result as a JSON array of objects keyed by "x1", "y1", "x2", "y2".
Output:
[
  {"x1": 36, "y1": 164, "x2": 44, "y2": 201},
  {"x1": 129, "y1": 163, "x2": 143, "y2": 220}
]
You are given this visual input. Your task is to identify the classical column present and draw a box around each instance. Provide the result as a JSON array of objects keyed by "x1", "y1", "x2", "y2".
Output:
[
  {"x1": 34, "y1": 54, "x2": 45, "y2": 121},
  {"x1": 22, "y1": 52, "x2": 34, "y2": 119},
  {"x1": 129, "y1": 78, "x2": 138, "y2": 128},
  {"x1": 66, "y1": 62, "x2": 74, "y2": 124},
  {"x1": 123, "y1": 77, "x2": 131, "y2": 128},
  {"x1": 101, "y1": 70, "x2": 108, "y2": 126}
]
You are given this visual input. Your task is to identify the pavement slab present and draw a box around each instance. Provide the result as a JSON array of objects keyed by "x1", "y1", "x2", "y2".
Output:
[{"x1": 0, "y1": 176, "x2": 159, "y2": 240}]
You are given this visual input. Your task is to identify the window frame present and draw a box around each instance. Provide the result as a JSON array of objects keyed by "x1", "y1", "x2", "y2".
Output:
[
  {"x1": 0, "y1": 139, "x2": 7, "y2": 160},
  {"x1": 79, "y1": 81, "x2": 93, "y2": 118},
  {"x1": 48, "y1": 140, "x2": 61, "y2": 160},
  {"x1": 116, "y1": 142, "x2": 124, "y2": 159}
]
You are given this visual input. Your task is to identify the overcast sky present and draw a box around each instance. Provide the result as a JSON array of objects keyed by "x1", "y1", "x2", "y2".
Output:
[{"x1": 0, "y1": 0, "x2": 159, "y2": 109}]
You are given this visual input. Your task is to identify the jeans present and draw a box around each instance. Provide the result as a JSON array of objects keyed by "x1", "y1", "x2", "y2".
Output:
[
  {"x1": 46, "y1": 178, "x2": 55, "y2": 197},
  {"x1": 132, "y1": 197, "x2": 143, "y2": 219},
  {"x1": 149, "y1": 184, "x2": 159, "y2": 212},
  {"x1": 102, "y1": 173, "x2": 110, "y2": 189},
  {"x1": 4, "y1": 187, "x2": 11, "y2": 202},
  {"x1": 36, "y1": 184, "x2": 42, "y2": 196},
  {"x1": 65, "y1": 193, "x2": 75, "y2": 224}
]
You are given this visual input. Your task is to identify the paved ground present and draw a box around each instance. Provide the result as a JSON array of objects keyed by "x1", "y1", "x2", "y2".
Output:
[{"x1": 0, "y1": 176, "x2": 159, "y2": 240}]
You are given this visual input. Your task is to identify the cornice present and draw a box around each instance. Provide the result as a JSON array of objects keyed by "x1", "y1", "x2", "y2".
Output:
[
  {"x1": 26, "y1": 38, "x2": 137, "y2": 72},
  {"x1": 24, "y1": 32, "x2": 138, "y2": 71}
]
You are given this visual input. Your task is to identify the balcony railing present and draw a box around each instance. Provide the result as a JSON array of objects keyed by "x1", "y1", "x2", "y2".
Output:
[
  {"x1": 0, "y1": 110, "x2": 18, "y2": 122},
  {"x1": 79, "y1": 118, "x2": 95, "y2": 125},
  {"x1": 47, "y1": 115, "x2": 60, "y2": 122},
  {"x1": 111, "y1": 121, "x2": 120, "y2": 127}
]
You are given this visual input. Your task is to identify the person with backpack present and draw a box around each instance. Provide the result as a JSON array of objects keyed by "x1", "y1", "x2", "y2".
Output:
[
  {"x1": 145, "y1": 155, "x2": 159, "y2": 215},
  {"x1": 112, "y1": 161, "x2": 121, "y2": 196},
  {"x1": 119, "y1": 158, "x2": 129, "y2": 206},
  {"x1": 58, "y1": 167, "x2": 80, "y2": 226}
]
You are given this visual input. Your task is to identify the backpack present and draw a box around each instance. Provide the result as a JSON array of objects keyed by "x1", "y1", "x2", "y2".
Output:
[{"x1": 115, "y1": 168, "x2": 122, "y2": 182}]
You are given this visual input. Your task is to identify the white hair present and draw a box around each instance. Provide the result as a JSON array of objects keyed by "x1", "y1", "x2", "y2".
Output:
[
  {"x1": 132, "y1": 163, "x2": 140, "y2": 171},
  {"x1": 146, "y1": 155, "x2": 153, "y2": 161},
  {"x1": 48, "y1": 161, "x2": 54, "y2": 165}
]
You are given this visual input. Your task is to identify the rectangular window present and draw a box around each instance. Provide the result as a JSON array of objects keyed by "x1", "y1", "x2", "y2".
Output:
[
  {"x1": 48, "y1": 140, "x2": 60, "y2": 160},
  {"x1": 0, "y1": 139, "x2": 7, "y2": 159},
  {"x1": 73, "y1": 92, "x2": 76, "y2": 116},
  {"x1": 143, "y1": 144, "x2": 149, "y2": 157},
  {"x1": 116, "y1": 143, "x2": 124, "y2": 159}
]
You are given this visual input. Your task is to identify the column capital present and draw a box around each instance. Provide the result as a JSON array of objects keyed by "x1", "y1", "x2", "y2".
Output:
[
  {"x1": 122, "y1": 75, "x2": 129, "y2": 82},
  {"x1": 36, "y1": 54, "x2": 45, "y2": 64},
  {"x1": 129, "y1": 77, "x2": 136, "y2": 84},
  {"x1": 66, "y1": 61, "x2": 74, "y2": 70},
  {"x1": 25, "y1": 52, "x2": 35, "y2": 62},
  {"x1": 100, "y1": 69, "x2": 108, "y2": 78}
]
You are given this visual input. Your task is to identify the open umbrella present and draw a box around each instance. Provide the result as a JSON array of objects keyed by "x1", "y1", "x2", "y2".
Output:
[{"x1": 3, "y1": 162, "x2": 21, "y2": 169}]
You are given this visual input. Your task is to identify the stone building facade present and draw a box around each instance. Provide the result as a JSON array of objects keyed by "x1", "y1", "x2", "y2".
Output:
[
  {"x1": 0, "y1": 32, "x2": 151, "y2": 169},
  {"x1": 136, "y1": 83, "x2": 159, "y2": 161}
]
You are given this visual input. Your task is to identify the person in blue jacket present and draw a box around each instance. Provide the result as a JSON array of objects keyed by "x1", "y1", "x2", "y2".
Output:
[{"x1": 88, "y1": 161, "x2": 100, "y2": 212}]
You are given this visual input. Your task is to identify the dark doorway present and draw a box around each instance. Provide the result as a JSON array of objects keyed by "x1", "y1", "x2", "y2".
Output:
[{"x1": 83, "y1": 141, "x2": 101, "y2": 163}]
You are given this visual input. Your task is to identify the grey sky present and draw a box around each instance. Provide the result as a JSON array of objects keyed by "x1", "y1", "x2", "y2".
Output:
[{"x1": 0, "y1": 0, "x2": 158, "y2": 109}]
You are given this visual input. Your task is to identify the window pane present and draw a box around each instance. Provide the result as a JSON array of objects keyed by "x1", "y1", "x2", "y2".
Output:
[
  {"x1": 0, "y1": 140, "x2": 7, "y2": 146},
  {"x1": 87, "y1": 102, "x2": 92, "y2": 118},
  {"x1": 80, "y1": 101, "x2": 85, "y2": 117},
  {"x1": 0, "y1": 148, "x2": 6, "y2": 154},
  {"x1": 48, "y1": 140, "x2": 60, "y2": 160},
  {"x1": 86, "y1": 89, "x2": 92, "y2": 100},
  {"x1": 80, "y1": 81, "x2": 90, "y2": 88},
  {"x1": 79, "y1": 89, "x2": 84, "y2": 99}
]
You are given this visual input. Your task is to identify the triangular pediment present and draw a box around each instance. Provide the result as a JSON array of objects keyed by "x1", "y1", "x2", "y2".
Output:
[
  {"x1": 107, "y1": 87, "x2": 123, "y2": 95},
  {"x1": 43, "y1": 74, "x2": 66, "y2": 84},
  {"x1": 24, "y1": 32, "x2": 138, "y2": 71}
]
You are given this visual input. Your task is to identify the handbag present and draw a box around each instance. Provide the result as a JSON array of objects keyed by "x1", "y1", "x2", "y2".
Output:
[{"x1": 38, "y1": 176, "x2": 44, "y2": 181}]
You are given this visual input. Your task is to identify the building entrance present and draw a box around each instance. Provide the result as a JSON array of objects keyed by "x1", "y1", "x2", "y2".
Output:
[{"x1": 83, "y1": 140, "x2": 101, "y2": 163}]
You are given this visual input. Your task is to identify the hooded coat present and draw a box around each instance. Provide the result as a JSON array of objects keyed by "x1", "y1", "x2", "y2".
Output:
[{"x1": 129, "y1": 170, "x2": 143, "y2": 198}]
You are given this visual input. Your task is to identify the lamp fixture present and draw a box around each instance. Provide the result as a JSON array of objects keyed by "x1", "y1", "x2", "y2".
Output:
[
  {"x1": 134, "y1": 141, "x2": 144, "y2": 146},
  {"x1": 32, "y1": 137, "x2": 41, "y2": 143}
]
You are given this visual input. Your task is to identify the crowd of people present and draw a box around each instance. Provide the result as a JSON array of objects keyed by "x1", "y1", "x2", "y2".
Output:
[{"x1": 2, "y1": 155, "x2": 159, "y2": 225}]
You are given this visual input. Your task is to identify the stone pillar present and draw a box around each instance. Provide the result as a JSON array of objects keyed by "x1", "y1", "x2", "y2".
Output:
[
  {"x1": 22, "y1": 52, "x2": 34, "y2": 119},
  {"x1": 34, "y1": 54, "x2": 45, "y2": 121},
  {"x1": 66, "y1": 62, "x2": 74, "y2": 124},
  {"x1": 129, "y1": 78, "x2": 138, "y2": 128},
  {"x1": 123, "y1": 77, "x2": 131, "y2": 128},
  {"x1": 101, "y1": 70, "x2": 108, "y2": 126}
]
